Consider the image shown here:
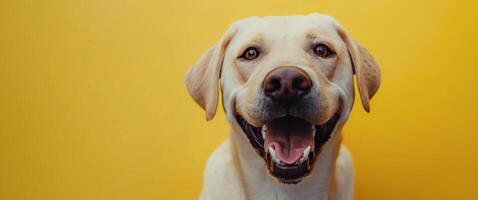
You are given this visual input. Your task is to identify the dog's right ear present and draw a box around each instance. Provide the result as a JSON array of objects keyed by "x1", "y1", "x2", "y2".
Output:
[{"x1": 184, "y1": 25, "x2": 239, "y2": 121}]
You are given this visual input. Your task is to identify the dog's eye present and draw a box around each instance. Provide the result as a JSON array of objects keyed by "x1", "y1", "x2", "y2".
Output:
[
  {"x1": 313, "y1": 44, "x2": 335, "y2": 58},
  {"x1": 240, "y1": 47, "x2": 260, "y2": 60}
]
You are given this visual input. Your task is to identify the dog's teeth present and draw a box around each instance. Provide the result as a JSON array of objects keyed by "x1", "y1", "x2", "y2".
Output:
[
  {"x1": 268, "y1": 146, "x2": 277, "y2": 162},
  {"x1": 261, "y1": 125, "x2": 267, "y2": 139},
  {"x1": 312, "y1": 125, "x2": 316, "y2": 137},
  {"x1": 303, "y1": 146, "x2": 311, "y2": 159},
  {"x1": 297, "y1": 146, "x2": 311, "y2": 164}
]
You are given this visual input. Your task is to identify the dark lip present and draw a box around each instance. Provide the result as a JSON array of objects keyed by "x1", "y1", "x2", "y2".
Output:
[{"x1": 235, "y1": 112, "x2": 341, "y2": 184}]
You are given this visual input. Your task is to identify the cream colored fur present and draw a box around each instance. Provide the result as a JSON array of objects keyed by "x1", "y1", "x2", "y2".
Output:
[{"x1": 185, "y1": 13, "x2": 380, "y2": 200}]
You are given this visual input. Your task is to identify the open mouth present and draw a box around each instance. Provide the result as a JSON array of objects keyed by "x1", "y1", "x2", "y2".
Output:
[{"x1": 235, "y1": 112, "x2": 340, "y2": 184}]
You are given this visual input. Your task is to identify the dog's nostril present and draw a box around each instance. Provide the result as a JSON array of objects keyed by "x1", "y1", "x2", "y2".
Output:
[
  {"x1": 292, "y1": 76, "x2": 311, "y2": 93},
  {"x1": 264, "y1": 76, "x2": 282, "y2": 94}
]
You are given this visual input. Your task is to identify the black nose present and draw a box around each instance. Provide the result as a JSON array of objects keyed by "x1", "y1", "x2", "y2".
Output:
[{"x1": 262, "y1": 67, "x2": 312, "y2": 106}]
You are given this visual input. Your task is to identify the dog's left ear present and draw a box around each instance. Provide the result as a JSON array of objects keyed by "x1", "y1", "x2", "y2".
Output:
[
  {"x1": 184, "y1": 24, "x2": 239, "y2": 121},
  {"x1": 334, "y1": 23, "x2": 381, "y2": 112}
]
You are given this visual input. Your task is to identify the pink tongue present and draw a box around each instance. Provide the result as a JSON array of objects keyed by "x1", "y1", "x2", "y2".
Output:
[{"x1": 264, "y1": 117, "x2": 314, "y2": 164}]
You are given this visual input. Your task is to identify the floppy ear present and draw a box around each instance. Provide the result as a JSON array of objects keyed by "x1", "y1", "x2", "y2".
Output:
[
  {"x1": 184, "y1": 25, "x2": 238, "y2": 120},
  {"x1": 335, "y1": 24, "x2": 381, "y2": 112}
]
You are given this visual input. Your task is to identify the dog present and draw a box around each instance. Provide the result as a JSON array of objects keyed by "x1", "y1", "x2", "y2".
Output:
[{"x1": 184, "y1": 13, "x2": 380, "y2": 200}]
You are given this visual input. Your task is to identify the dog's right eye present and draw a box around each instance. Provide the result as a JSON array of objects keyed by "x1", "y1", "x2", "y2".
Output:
[{"x1": 240, "y1": 47, "x2": 260, "y2": 60}]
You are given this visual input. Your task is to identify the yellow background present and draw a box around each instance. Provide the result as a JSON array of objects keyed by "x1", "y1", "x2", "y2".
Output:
[{"x1": 1, "y1": 0, "x2": 477, "y2": 199}]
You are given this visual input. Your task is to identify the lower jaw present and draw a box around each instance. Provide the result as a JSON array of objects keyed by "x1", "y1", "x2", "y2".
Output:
[{"x1": 266, "y1": 155, "x2": 311, "y2": 184}]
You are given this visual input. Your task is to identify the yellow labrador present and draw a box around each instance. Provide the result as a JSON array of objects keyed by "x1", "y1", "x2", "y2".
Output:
[{"x1": 185, "y1": 13, "x2": 380, "y2": 200}]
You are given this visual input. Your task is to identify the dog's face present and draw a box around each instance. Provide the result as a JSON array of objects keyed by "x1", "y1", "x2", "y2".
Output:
[{"x1": 185, "y1": 14, "x2": 380, "y2": 184}]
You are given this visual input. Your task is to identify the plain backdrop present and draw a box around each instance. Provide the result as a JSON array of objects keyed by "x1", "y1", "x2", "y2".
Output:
[{"x1": 1, "y1": 0, "x2": 477, "y2": 199}]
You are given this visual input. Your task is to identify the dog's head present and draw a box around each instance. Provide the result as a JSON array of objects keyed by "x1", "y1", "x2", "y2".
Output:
[{"x1": 184, "y1": 14, "x2": 380, "y2": 184}]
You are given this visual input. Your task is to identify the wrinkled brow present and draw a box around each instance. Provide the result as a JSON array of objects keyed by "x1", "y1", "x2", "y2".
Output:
[
  {"x1": 304, "y1": 31, "x2": 339, "y2": 53},
  {"x1": 306, "y1": 32, "x2": 318, "y2": 41},
  {"x1": 236, "y1": 33, "x2": 266, "y2": 55},
  {"x1": 248, "y1": 33, "x2": 265, "y2": 43}
]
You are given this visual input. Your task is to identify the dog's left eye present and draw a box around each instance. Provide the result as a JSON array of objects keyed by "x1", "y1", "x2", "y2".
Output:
[
  {"x1": 313, "y1": 44, "x2": 335, "y2": 58},
  {"x1": 240, "y1": 47, "x2": 260, "y2": 60}
]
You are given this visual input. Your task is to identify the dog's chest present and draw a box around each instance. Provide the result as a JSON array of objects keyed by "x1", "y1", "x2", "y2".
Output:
[{"x1": 245, "y1": 175, "x2": 331, "y2": 200}]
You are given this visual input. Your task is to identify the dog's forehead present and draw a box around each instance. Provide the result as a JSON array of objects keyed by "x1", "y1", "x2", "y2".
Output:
[{"x1": 235, "y1": 15, "x2": 338, "y2": 41}]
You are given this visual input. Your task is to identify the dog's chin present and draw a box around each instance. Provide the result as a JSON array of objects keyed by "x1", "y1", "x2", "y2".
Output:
[{"x1": 235, "y1": 111, "x2": 340, "y2": 184}]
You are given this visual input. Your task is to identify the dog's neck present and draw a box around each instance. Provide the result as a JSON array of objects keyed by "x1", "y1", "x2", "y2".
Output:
[{"x1": 230, "y1": 125, "x2": 343, "y2": 200}]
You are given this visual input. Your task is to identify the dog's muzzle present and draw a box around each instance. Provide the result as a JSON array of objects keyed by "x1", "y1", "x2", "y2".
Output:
[{"x1": 235, "y1": 67, "x2": 341, "y2": 184}]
